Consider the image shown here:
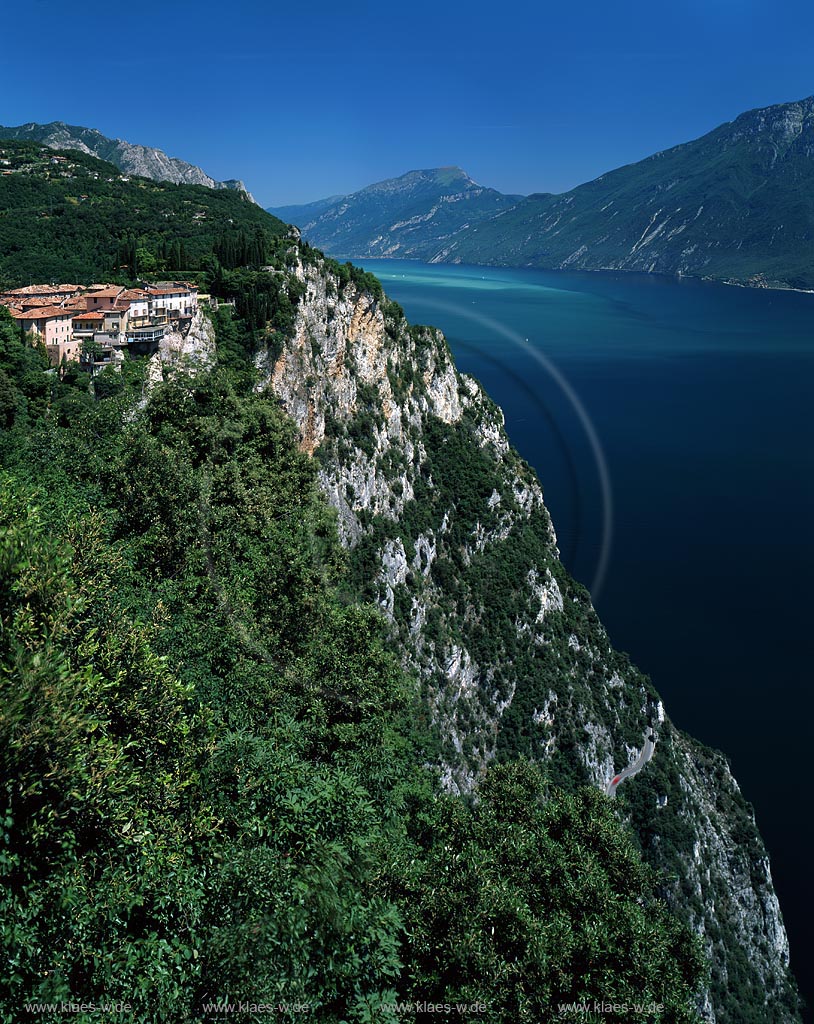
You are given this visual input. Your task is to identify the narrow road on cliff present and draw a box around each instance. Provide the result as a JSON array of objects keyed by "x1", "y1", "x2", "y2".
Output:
[{"x1": 605, "y1": 730, "x2": 656, "y2": 797}]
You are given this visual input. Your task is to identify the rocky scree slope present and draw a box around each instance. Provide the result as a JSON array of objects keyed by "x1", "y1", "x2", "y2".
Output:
[
  {"x1": 254, "y1": 251, "x2": 801, "y2": 1024},
  {"x1": 0, "y1": 121, "x2": 256, "y2": 202}
]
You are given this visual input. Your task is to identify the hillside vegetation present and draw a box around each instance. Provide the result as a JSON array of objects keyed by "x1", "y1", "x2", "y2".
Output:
[
  {"x1": 0, "y1": 299, "x2": 705, "y2": 1021},
  {"x1": 0, "y1": 150, "x2": 798, "y2": 1021},
  {"x1": 440, "y1": 97, "x2": 814, "y2": 288},
  {"x1": 0, "y1": 141, "x2": 283, "y2": 286}
]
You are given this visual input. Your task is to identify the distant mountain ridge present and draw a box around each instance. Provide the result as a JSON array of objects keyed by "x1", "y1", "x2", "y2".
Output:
[
  {"x1": 279, "y1": 97, "x2": 814, "y2": 290},
  {"x1": 438, "y1": 96, "x2": 814, "y2": 288},
  {"x1": 0, "y1": 121, "x2": 257, "y2": 203},
  {"x1": 269, "y1": 194, "x2": 347, "y2": 225},
  {"x1": 267, "y1": 166, "x2": 521, "y2": 259}
]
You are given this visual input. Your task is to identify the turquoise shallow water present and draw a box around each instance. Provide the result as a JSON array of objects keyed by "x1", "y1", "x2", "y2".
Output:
[{"x1": 349, "y1": 258, "x2": 814, "y2": 1006}]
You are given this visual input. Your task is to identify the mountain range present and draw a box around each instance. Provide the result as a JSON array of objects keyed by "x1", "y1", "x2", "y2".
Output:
[
  {"x1": 8, "y1": 99, "x2": 812, "y2": 289},
  {"x1": 0, "y1": 120, "x2": 256, "y2": 202},
  {"x1": 271, "y1": 97, "x2": 814, "y2": 290},
  {"x1": 267, "y1": 167, "x2": 520, "y2": 259}
]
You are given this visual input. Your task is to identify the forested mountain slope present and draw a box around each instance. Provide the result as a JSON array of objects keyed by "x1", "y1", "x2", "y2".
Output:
[
  {"x1": 436, "y1": 97, "x2": 814, "y2": 289},
  {"x1": 0, "y1": 141, "x2": 280, "y2": 285},
  {"x1": 0, "y1": 166, "x2": 802, "y2": 1020}
]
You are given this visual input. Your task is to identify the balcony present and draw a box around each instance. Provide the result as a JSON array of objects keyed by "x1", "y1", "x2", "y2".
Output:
[
  {"x1": 126, "y1": 323, "x2": 167, "y2": 355},
  {"x1": 127, "y1": 325, "x2": 167, "y2": 344}
]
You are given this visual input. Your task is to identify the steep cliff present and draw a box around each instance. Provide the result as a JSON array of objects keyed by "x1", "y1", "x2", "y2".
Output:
[
  {"x1": 255, "y1": 251, "x2": 802, "y2": 1023},
  {"x1": 159, "y1": 308, "x2": 217, "y2": 370},
  {"x1": 141, "y1": 308, "x2": 217, "y2": 390}
]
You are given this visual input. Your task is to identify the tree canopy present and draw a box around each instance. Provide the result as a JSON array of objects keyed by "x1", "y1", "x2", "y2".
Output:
[{"x1": 0, "y1": 243, "x2": 706, "y2": 1023}]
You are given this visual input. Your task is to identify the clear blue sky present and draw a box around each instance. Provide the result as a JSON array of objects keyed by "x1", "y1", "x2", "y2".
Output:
[{"x1": 1, "y1": 0, "x2": 813, "y2": 206}]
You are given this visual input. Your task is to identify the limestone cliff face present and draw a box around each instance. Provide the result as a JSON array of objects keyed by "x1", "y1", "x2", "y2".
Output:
[
  {"x1": 144, "y1": 309, "x2": 216, "y2": 388},
  {"x1": 159, "y1": 310, "x2": 216, "y2": 370},
  {"x1": 256, "y1": 258, "x2": 553, "y2": 781},
  {"x1": 255, "y1": 254, "x2": 801, "y2": 1024},
  {"x1": 256, "y1": 260, "x2": 506, "y2": 538}
]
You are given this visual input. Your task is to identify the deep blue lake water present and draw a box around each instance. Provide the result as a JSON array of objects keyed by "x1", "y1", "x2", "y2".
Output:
[{"x1": 351, "y1": 258, "x2": 814, "y2": 1010}]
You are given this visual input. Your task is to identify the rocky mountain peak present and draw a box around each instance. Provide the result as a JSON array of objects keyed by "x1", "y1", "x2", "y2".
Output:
[
  {"x1": 268, "y1": 166, "x2": 520, "y2": 259},
  {"x1": 725, "y1": 95, "x2": 814, "y2": 146},
  {"x1": 0, "y1": 120, "x2": 257, "y2": 203}
]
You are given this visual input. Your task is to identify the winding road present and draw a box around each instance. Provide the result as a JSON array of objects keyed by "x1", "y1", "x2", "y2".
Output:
[{"x1": 605, "y1": 729, "x2": 657, "y2": 798}]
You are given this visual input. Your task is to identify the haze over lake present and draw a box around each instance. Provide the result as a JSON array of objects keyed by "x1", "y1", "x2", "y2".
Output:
[{"x1": 351, "y1": 258, "x2": 814, "y2": 994}]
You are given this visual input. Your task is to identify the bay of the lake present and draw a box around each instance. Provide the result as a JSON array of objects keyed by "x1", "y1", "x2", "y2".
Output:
[{"x1": 349, "y1": 257, "x2": 814, "y2": 1007}]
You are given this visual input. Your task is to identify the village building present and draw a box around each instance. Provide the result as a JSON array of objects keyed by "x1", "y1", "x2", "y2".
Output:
[
  {"x1": 84, "y1": 286, "x2": 125, "y2": 311},
  {"x1": 102, "y1": 305, "x2": 129, "y2": 337},
  {"x1": 1, "y1": 280, "x2": 200, "y2": 366},
  {"x1": 145, "y1": 282, "x2": 198, "y2": 319},
  {"x1": 61, "y1": 295, "x2": 91, "y2": 313},
  {"x1": 72, "y1": 310, "x2": 106, "y2": 338},
  {"x1": 14, "y1": 305, "x2": 79, "y2": 365},
  {"x1": 119, "y1": 288, "x2": 151, "y2": 324}
]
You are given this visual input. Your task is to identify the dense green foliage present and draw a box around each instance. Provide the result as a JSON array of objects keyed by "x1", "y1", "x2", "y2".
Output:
[
  {"x1": 321, "y1": 256, "x2": 385, "y2": 302},
  {"x1": 209, "y1": 261, "x2": 304, "y2": 340},
  {"x1": 0, "y1": 141, "x2": 287, "y2": 285},
  {"x1": 389, "y1": 762, "x2": 704, "y2": 1021},
  {"x1": 0, "y1": 300, "x2": 706, "y2": 1021}
]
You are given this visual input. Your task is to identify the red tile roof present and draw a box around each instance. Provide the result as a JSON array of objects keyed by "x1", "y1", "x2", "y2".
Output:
[
  {"x1": 16, "y1": 305, "x2": 73, "y2": 320},
  {"x1": 86, "y1": 286, "x2": 123, "y2": 299},
  {"x1": 1, "y1": 283, "x2": 80, "y2": 296}
]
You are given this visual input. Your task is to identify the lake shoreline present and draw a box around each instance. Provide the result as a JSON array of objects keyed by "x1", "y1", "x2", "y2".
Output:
[{"x1": 331, "y1": 252, "x2": 814, "y2": 298}]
